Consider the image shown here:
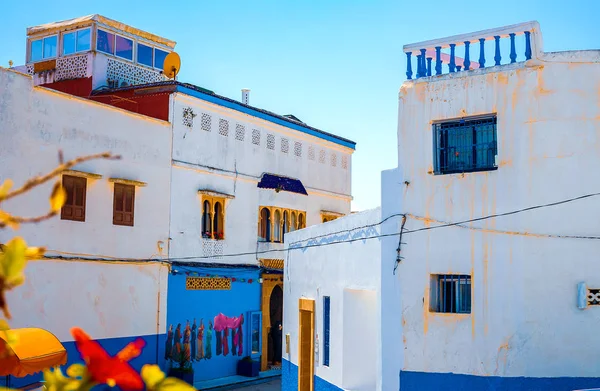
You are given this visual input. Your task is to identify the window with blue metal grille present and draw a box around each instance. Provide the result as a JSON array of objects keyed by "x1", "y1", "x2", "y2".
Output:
[
  {"x1": 433, "y1": 116, "x2": 497, "y2": 174},
  {"x1": 323, "y1": 296, "x2": 330, "y2": 366},
  {"x1": 430, "y1": 275, "x2": 471, "y2": 314}
]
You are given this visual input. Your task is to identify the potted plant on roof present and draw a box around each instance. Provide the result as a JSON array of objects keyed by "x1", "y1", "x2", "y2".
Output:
[
  {"x1": 237, "y1": 355, "x2": 260, "y2": 377},
  {"x1": 168, "y1": 349, "x2": 195, "y2": 385}
]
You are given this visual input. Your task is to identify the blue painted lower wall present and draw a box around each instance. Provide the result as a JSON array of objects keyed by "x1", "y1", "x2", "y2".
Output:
[
  {"x1": 165, "y1": 267, "x2": 261, "y2": 382},
  {"x1": 2, "y1": 333, "x2": 165, "y2": 389},
  {"x1": 400, "y1": 370, "x2": 600, "y2": 391},
  {"x1": 281, "y1": 359, "x2": 343, "y2": 391}
]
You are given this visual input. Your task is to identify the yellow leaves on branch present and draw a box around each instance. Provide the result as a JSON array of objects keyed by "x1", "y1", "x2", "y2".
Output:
[
  {"x1": 50, "y1": 181, "x2": 67, "y2": 212},
  {"x1": 141, "y1": 365, "x2": 196, "y2": 391},
  {"x1": 0, "y1": 237, "x2": 45, "y2": 319}
]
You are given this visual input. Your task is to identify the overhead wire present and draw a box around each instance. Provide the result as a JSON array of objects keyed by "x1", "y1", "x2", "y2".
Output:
[{"x1": 41, "y1": 190, "x2": 600, "y2": 264}]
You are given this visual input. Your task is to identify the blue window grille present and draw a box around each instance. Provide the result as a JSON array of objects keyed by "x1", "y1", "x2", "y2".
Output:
[
  {"x1": 431, "y1": 275, "x2": 471, "y2": 314},
  {"x1": 433, "y1": 116, "x2": 497, "y2": 174},
  {"x1": 323, "y1": 296, "x2": 330, "y2": 366}
]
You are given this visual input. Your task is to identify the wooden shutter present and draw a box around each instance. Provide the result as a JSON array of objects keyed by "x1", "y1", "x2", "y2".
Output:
[
  {"x1": 323, "y1": 296, "x2": 330, "y2": 366},
  {"x1": 60, "y1": 175, "x2": 86, "y2": 222},
  {"x1": 113, "y1": 183, "x2": 135, "y2": 226}
]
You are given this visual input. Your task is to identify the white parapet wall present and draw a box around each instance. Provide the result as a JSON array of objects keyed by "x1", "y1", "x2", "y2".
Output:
[{"x1": 282, "y1": 208, "x2": 381, "y2": 391}]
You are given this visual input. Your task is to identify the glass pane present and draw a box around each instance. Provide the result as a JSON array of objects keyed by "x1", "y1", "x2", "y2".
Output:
[
  {"x1": 125, "y1": 188, "x2": 133, "y2": 212},
  {"x1": 43, "y1": 36, "x2": 57, "y2": 58},
  {"x1": 30, "y1": 39, "x2": 43, "y2": 61},
  {"x1": 137, "y1": 43, "x2": 153, "y2": 67},
  {"x1": 115, "y1": 35, "x2": 133, "y2": 60},
  {"x1": 97, "y1": 30, "x2": 114, "y2": 54},
  {"x1": 154, "y1": 49, "x2": 168, "y2": 69},
  {"x1": 62, "y1": 32, "x2": 76, "y2": 55},
  {"x1": 76, "y1": 28, "x2": 91, "y2": 52},
  {"x1": 251, "y1": 313, "x2": 260, "y2": 355}
]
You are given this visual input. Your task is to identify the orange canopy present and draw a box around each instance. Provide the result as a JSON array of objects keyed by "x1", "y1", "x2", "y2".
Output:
[{"x1": 0, "y1": 328, "x2": 67, "y2": 377}]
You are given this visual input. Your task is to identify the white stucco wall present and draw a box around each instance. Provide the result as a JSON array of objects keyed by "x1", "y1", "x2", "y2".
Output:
[
  {"x1": 0, "y1": 67, "x2": 172, "y2": 260},
  {"x1": 392, "y1": 53, "x2": 600, "y2": 379},
  {"x1": 168, "y1": 94, "x2": 353, "y2": 264},
  {"x1": 6, "y1": 259, "x2": 168, "y2": 341},
  {"x1": 283, "y1": 208, "x2": 381, "y2": 389}
]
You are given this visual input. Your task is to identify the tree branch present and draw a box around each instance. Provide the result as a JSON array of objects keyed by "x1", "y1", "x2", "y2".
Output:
[
  {"x1": 1, "y1": 152, "x2": 120, "y2": 202},
  {"x1": 0, "y1": 210, "x2": 59, "y2": 228}
]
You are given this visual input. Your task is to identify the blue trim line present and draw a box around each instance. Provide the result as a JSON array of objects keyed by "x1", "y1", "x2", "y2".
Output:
[
  {"x1": 175, "y1": 85, "x2": 356, "y2": 150},
  {"x1": 282, "y1": 359, "x2": 344, "y2": 391},
  {"x1": 400, "y1": 370, "x2": 600, "y2": 391}
]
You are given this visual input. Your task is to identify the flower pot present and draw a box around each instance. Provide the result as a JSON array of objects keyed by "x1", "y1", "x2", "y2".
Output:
[
  {"x1": 237, "y1": 359, "x2": 260, "y2": 377},
  {"x1": 168, "y1": 368, "x2": 195, "y2": 385}
]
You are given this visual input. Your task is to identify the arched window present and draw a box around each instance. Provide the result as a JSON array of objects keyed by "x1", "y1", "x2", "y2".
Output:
[
  {"x1": 274, "y1": 210, "x2": 282, "y2": 242},
  {"x1": 202, "y1": 200, "x2": 212, "y2": 238},
  {"x1": 283, "y1": 210, "x2": 289, "y2": 239},
  {"x1": 290, "y1": 212, "x2": 297, "y2": 232},
  {"x1": 213, "y1": 202, "x2": 224, "y2": 239},
  {"x1": 298, "y1": 213, "x2": 305, "y2": 229},
  {"x1": 260, "y1": 207, "x2": 271, "y2": 241}
]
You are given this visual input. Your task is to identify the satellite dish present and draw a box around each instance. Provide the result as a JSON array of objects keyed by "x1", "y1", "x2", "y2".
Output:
[{"x1": 163, "y1": 52, "x2": 181, "y2": 80}]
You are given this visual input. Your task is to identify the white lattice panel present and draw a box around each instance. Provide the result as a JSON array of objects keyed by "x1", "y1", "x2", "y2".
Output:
[
  {"x1": 267, "y1": 134, "x2": 275, "y2": 150},
  {"x1": 182, "y1": 107, "x2": 196, "y2": 128},
  {"x1": 308, "y1": 146, "x2": 315, "y2": 161},
  {"x1": 331, "y1": 153, "x2": 338, "y2": 167},
  {"x1": 319, "y1": 150, "x2": 326, "y2": 164},
  {"x1": 281, "y1": 138, "x2": 289, "y2": 153},
  {"x1": 219, "y1": 119, "x2": 229, "y2": 137},
  {"x1": 235, "y1": 124, "x2": 245, "y2": 141},
  {"x1": 106, "y1": 58, "x2": 164, "y2": 86},
  {"x1": 55, "y1": 55, "x2": 89, "y2": 81},
  {"x1": 201, "y1": 114, "x2": 212, "y2": 132},
  {"x1": 294, "y1": 142, "x2": 302, "y2": 157},
  {"x1": 252, "y1": 129, "x2": 261, "y2": 145},
  {"x1": 342, "y1": 155, "x2": 348, "y2": 169},
  {"x1": 202, "y1": 239, "x2": 224, "y2": 259},
  {"x1": 26, "y1": 64, "x2": 34, "y2": 75}
]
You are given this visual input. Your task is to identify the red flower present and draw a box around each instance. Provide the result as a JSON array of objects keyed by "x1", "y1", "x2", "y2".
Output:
[
  {"x1": 231, "y1": 278, "x2": 236, "y2": 282},
  {"x1": 71, "y1": 327, "x2": 145, "y2": 391},
  {"x1": 248, "y1": 279, "x2": 253, "y2": 283}
]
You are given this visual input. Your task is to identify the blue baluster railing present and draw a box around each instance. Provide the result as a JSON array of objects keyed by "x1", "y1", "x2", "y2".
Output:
[
  {"x1": 509, "y1": 33, "x2": 517, "y2": 63},
  {"x1": 449, "y1": 43, "x2": 456, "y2": 72},
  {"x1": 463, "y1": 41, "x2": 471, "y2": 70},
  {"x1": 478, "y1": 38, "x2": 485, "y2": 68},
  {"x1": 524, "y1": 31, "x2": 532, "y2": 60},
  {"x1": 435, "y1": 46, "x2": 442, "y2": 75},
  {"x1": 494, "y1": 36, "x2": 501, "y2": 66},
  {"x1": 420, "y1": 49, "x2": 427, "y2": 78},
  {"x1": 403, "y1": 22, "x2": 539, "y2": 80}
]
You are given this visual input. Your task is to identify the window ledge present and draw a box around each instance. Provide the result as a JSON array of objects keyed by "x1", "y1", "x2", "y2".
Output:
[
  {"x1": 109, "y1": 178, "x2": 147, "y2": 187},
  {"x1": 63, "y1": 169, "x2": 102, "y2": 180},
  {"x1": 320, "y1": 210, "x2": 344, "y2": 217},
  {"x1": 198, "y1": 189, "x2": 235, "y2": 199}
]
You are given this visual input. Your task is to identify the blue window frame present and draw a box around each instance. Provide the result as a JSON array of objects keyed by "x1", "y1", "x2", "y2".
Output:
[
  {"x1": 97, "y1": 29, "x2": 115, "y2": 55},
  {"x1": 323, "y1": 296, "x2": 330, "y2": 366},
  {"x1": 433, "y1": 115, "x2": 497, "y2": 175},
  {"x1": 137, "y1": 43, "x2": 153, "y2": 67},
  {"x1": 248, "y1": 311, "x2": 262, "y2": 360},
  {"x1": 431, "y1": 274, "x2": 471, "y2": 314},
  {"x1": 30, "y1": 36, "x2": 57, "y2": 62},
  {"x1": 154, "y1": 49, "x2": 168, "y2": 69},
  {"x1": 63, "y1": 28, "x2": 91, "y2": 55}
]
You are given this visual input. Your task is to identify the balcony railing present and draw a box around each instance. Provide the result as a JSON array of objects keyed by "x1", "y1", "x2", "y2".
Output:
[{"x1": 403, "y1": 21, "x2": 542, "y2": 79}]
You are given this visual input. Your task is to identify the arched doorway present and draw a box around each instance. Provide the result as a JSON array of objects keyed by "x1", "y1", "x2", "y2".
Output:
[
  {"x1": 260, "y1": 272, "x2": 284, "y2": 371},
  {"x1": 268, "y1": 285, "x2": 283, "y2": 366}
]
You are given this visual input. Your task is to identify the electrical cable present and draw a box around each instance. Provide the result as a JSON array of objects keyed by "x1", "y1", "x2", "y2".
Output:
[{"x1": 41, "y1": 190, "x2": 600, "y2": 264}]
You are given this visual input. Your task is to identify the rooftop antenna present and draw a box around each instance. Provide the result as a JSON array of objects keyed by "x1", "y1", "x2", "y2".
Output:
[{"x1": 162, "y1": 52, "x2": 181, "y2": 80}]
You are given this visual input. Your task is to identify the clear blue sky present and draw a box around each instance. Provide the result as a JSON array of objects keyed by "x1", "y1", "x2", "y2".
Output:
[{"x1": 2, "y1": 0, "x2": 598, "y2": 211}]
